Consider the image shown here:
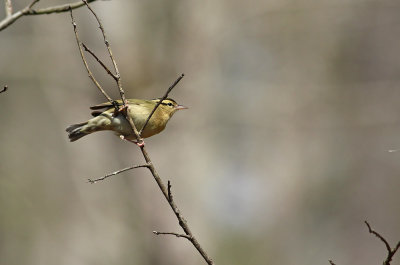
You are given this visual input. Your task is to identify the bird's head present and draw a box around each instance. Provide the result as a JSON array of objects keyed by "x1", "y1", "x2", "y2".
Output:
[{"x1": 152, "y1": 98, "x2": 188, "y2": 117}]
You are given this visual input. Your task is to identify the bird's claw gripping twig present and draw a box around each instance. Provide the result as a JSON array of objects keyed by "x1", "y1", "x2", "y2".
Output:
[{"x1": 119, "y1": 135, "x2": 145, "y2": 147}]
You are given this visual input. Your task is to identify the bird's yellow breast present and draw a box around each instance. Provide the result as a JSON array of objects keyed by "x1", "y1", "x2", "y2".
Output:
[{"x1": 109, "y1": 104, "x2": 171, "y2": 140}]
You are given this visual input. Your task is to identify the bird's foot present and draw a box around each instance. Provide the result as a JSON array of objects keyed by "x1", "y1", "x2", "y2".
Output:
[
  {"x1": 112, "y1": 101, "x2": 128, "y2": 116},
  {"x1": 135, "y1": 139, "x2": 145, "y2": 147},
  {"x1": 118, "y1": 105, "x2": 128, "y2": 113},
  {"x1": 119, "y1": 135, "x2": 145, "y2": 147}
]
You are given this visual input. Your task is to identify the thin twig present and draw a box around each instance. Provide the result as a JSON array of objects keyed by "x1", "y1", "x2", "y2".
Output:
[
  {"x1": 0, "y1": 85, "x2": 7, "y2": 93},
  {"x1": 153, "y1": 231, "x2": 192, "y2": 241},
  {"x1": 4, "y1": 0, "x2": 12, "y2": 17},
  {"x1": 82, "y1": 43, "x2": 117, "y2": 81},
  {"x1": 365, "y1": 221, "x2": 400, "y2": 265},
  {"x1": 81, "y1": 0, "x2": 125, "y2": 103},
  {"x1": 328, "y1": 260, "x2": 336, "y2": 265},
  {"x1": 88, "y1": 164, "x2": 150, "y2": 183},
  {"x1": 365, "y1": 221, "x2": 391, "y2": 253},
  {"x1": 69, "y1": 8, "x2": 113, "y2": 104},
  {"x1": 27, "y1": 0, "x2": 39, "y2": 9},
  {"x1": 0, "y1": 0, "x2": 98, "y2": 31},
  {"x1": 139, "y1": 73, "x2": 184, "y2": 136}
]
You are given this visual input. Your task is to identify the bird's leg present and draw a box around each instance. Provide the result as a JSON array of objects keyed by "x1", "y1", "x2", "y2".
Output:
[{"x1": 119, "y1": 135, "x2": 145, "y2": 147}]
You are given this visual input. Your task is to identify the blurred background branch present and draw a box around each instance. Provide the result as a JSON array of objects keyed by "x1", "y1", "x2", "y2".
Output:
[{"x1": 0, "y1": 0, "x2": 98, "y2": 31}]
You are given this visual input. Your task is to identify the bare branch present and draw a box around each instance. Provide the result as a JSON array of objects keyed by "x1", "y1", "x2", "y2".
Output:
[
  {"x1": 69, "y1": 8, "x2": 113, "y2": 104},
  {"x1": 88, "y1": 164, "x2": 150, "y2": 184},
  {"x1": 0, "y1": 0, "x2": 98, "y2": 31},
  {"x1": 153, "y1": 231, "x2": 192, "y2": 241},
  {"x1": 139, "y1": 73, "x2": 185, "y2": 136},
  {"x1": 4, "y1": 0, "x2": 12, "y2": 17},
  {"x1": 365, "y1": 221, "x2": 400, "y2": 265},
  {"x1": 82, "y1": 43, "x2": 117, "y2": 81},
  {"x1": 139, "y1": 138, "x2": 214, "y2": 264},
  {"x1": 0, "y1": 85, "x2": 7, "y2": 93},
  {"x1": 167, "y1": 180, "x2": 173, "y2": 202},
  {"x1": 75, "y1": 3, "x2": 214, "y2": 264}
]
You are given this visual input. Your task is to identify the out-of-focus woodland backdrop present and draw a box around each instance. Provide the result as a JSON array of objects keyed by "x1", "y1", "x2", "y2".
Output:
[{"x1": 1, "y1": 0, "x2": 400, "y2": 264}]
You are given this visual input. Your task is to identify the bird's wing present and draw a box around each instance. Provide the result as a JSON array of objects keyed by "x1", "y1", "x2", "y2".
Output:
[
  {"x1": 89, "y1": 99, "x2": 149, "y2": 116},
  {"x1": 91, "y1": 110, "x2": 105, "y2": 117},
  {"x1": 89, "y1": 99, "x2": 146, "y2": 110},
  {"x1": 89, "y1": 100, "x2": 122, "y2": 110}
]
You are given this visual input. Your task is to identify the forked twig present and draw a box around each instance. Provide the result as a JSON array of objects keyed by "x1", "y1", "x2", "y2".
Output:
[
  {"x1": 69, "y1": 8, "x2": 113, "y2": 105},
  {"x1": 365, "y1": 221, "x2": 400, "y2": 265},
  {"x1": 81, "y1": 0, "x2": 125, "y2": 103},
  {"x1": 82, "y1": 43, "x2": 117, "y2": 81}
]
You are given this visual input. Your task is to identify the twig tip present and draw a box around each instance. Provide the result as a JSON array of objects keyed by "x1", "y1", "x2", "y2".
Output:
[
  {"x1": 364, "y1": 220, "x2": 372, "y2": 231},
  {"x1": 1, "y1": 85, "x2": 8, "y2": 93}
]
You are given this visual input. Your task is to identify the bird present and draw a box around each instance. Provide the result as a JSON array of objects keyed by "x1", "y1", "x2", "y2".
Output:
[{"x1": 66, "y1": 98, "x2": 187, "y2": 143}]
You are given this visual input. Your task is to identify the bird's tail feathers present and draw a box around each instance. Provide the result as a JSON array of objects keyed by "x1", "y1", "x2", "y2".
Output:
[{"x1": 66, "y1": 122, "x2": 88, "y2": 142}]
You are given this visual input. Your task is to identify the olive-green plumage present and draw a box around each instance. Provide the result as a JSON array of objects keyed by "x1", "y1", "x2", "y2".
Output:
[{"x1": 66, "y1": 98, "x2": 187, "y2": 142}]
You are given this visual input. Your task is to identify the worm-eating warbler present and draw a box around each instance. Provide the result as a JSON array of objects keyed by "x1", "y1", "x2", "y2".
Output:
[{"x1": 66, "y1": 98, "x2": 187, "y2": 142}]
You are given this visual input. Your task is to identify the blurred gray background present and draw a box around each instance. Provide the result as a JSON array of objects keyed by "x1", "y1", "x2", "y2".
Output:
[{"x1": 1, "y1": 0, "x2": 400, "y2": 264}]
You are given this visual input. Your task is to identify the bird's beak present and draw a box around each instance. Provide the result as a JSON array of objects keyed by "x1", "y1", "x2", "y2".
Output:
[{"x1": 175, "y1": 104, "x2": 188, "y2": 110}]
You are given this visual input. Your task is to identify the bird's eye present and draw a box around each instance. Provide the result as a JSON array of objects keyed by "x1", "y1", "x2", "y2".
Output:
[{"x1": 167, "y1": 102, "x2": 173, "y2": 107}]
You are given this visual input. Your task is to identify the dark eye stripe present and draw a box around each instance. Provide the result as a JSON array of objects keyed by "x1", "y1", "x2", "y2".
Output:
[
  {"x1": 152, "y1": 98, "x2": 177, "y2": 105},
  {"x1": 160, "y1": 102, "x2": 174, "y2": 107}
]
